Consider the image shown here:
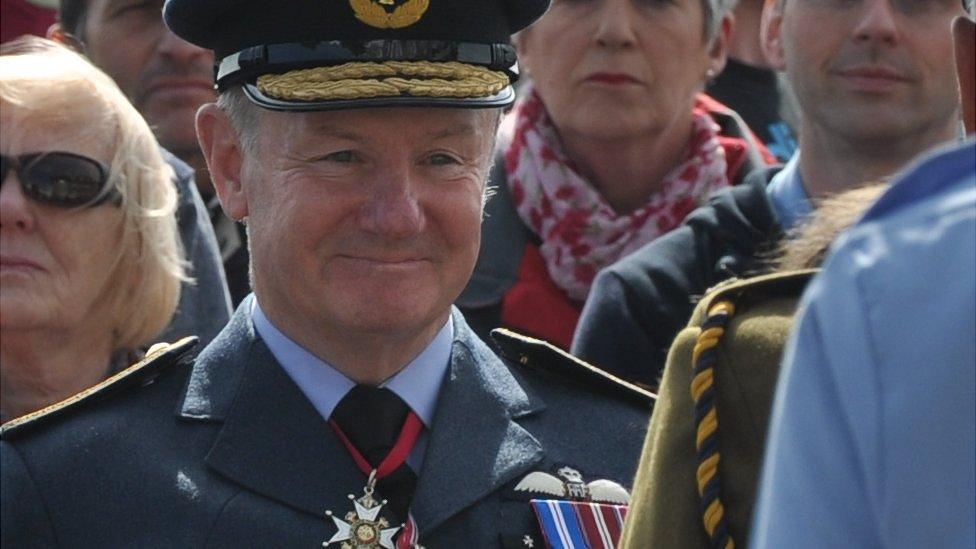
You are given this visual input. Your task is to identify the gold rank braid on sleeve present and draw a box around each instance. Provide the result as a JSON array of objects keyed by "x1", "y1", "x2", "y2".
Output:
[{"x1": 256, "y1": 61, "x2": 510, "y2": 101}]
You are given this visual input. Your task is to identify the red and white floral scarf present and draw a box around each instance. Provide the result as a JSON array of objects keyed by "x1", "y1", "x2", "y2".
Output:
[{"x1": 504, "y1": 87, "x2": 730, "y2": 302}]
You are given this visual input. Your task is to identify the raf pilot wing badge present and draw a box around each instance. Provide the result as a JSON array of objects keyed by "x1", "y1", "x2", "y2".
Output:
[
  {"x1": 513, "y1": 466, "x2": 631, "y2": 549},
  {"x1": 515, "y1": 466, "x2": 630, "y2": 504}
]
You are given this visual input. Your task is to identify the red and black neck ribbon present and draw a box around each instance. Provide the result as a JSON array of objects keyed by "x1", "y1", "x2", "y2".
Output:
[{"x1": 330, "y1": 385, "x2": 423, "y2": 523}]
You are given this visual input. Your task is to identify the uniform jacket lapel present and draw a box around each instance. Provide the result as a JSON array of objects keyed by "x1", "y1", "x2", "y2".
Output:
[
  {"x1": 178, "y1": 304, "x2": 548, "y2": 532},
  {"x1": 177, "y1": 300, "x2": 365, "y2": 518},
  {"x1": 411, "y1": 310, "x2": 546, "y2": 535}
]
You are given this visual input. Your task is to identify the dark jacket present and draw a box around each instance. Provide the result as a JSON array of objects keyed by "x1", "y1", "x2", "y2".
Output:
[
  {"x1": 571, "y1": 167, "x2": 784, "y2": 389},
  {"x1": 706, "y1": 59, "x2": 798, "y2": 162},
  {"x1": 458, "y1": 99, "x2": 773, "y2": 351},
  {"x1": 206, "y1": 194, "x2": 251, "y2": 307},
  {"x1": 1, "y1": 303, "x2": 652, "y2": 548},
  {"x1": 157, "y1": 150, "x2": 233, "y2": 348}
]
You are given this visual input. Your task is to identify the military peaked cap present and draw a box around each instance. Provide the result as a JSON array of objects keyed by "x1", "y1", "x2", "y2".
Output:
[{"x1": 163, "y1": 0, "x2": 549, "y2": 110}]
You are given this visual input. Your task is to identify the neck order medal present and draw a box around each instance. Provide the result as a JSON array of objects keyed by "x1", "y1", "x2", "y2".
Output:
[{"x1": 324, "y1": 471, "x2": 401, "y2": 549}]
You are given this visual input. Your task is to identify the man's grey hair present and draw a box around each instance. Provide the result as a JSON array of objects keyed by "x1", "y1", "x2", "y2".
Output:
[{"x1": 217, "y1": 86, "x2": 261, "y2": 153}]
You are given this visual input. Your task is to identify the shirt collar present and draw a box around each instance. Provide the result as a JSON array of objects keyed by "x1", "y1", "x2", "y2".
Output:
[
  {"x1": 250, "y1": 298, "x2": 452, "y2": 428},
  {"x1": 766, "y1": 151, "x2": 813, "y2": 230}
]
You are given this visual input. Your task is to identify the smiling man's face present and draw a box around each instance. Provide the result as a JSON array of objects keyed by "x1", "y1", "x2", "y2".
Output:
[{"x1": 237, "y1": 106, "x2": 496, "y2": 343}]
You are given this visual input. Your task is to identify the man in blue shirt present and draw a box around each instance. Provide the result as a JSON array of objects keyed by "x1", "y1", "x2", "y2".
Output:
[
  {"x1": 752, "y1": 137, "x2": 975, "y2": 549},
  {"x1": 752, "y1": 9, "x2": 976, "y2": 544},
  {"x1": 572, "y1": 0, "x2": 969, "y2": 388}
]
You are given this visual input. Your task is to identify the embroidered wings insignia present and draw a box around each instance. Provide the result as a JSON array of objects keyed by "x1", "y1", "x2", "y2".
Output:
[
  {"x1": 514, "y1": 466, "x2": 631, "y2": 504},
  {"x1": 514, "y1": 471, "x2": 566, "y2": 498},
  {"x1": 587, "y1": 479, "x2": 631, "y2": 505}
]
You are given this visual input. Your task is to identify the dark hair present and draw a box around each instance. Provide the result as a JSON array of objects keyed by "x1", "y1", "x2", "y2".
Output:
[{"x1": 58, "y1": 0, "x2": 89, "y2": 38}]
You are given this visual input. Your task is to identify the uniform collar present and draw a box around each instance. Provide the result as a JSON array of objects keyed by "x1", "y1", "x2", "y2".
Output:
[
  {"x1": 250, "y1": 297, "x2": 452, "y2": 428},
  {"x1": 766, "y1": 151, "x2": 813, "y2": 230},
  {"x1": 176, "y1": 300, "x2": 547, "y2": 526}
]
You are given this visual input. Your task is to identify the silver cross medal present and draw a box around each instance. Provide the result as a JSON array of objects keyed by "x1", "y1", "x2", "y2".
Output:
[{"x1": 323, "y1": 470, "x2": 402, "y2": 549}]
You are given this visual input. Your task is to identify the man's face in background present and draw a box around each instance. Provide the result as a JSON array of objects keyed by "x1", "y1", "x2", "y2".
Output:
[
  {"x1": 764, "y1": 0, "x2": 965, "y2": 146},
  {"x1": 70, "y1": 0, "x2": 214, "y2": 175}
]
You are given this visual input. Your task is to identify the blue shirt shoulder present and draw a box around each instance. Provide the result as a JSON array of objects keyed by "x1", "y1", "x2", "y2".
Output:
[{"x1": 751, "y1": 139, "x2": 976, "y2": 549}]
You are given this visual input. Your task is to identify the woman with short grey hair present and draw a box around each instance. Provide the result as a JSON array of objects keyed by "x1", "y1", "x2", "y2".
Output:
[{"x1": 459, "y1": 0, "x2": 774, "y2": 350}]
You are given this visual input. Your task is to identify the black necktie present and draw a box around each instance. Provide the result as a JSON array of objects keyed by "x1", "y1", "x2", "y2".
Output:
[{"x1": 331, "y1": 385, "x2": 418, "y2": 522}]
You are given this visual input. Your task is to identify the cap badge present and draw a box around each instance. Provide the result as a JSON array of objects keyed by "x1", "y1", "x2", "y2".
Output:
[{"x1": 349, "y1": 0, "x2": 430, "y2": 29}]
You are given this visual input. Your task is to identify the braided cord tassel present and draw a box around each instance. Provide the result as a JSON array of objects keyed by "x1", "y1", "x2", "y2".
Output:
[{"x1": 691, "y1": 300, "x2": 736, "y2": 549}]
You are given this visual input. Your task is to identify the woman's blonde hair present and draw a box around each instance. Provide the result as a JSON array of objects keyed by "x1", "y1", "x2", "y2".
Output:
[{"x1": 0, "y1": 36, "x2": 189, "y2": 351}]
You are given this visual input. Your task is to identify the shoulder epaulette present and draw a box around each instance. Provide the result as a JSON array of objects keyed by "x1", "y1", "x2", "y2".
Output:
[
  {"x1": 1, "y1": 337, "x2": 198, "y2": 439},
  {"x1": 694, "y1": 269, "x2": 818, "y2": 325},
  {"x1": 490, "y1": 329, "x2": 656, "y2": 407}
]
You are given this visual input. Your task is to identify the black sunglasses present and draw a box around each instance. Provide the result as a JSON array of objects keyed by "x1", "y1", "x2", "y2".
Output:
[{"x1": 1, "y1": 152, "x2": 120, "y2": 208}]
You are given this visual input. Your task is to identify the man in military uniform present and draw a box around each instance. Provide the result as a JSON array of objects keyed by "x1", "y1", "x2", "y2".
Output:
[{"x1": 0, "y1": 0, "x2": 653, "y2": 547}]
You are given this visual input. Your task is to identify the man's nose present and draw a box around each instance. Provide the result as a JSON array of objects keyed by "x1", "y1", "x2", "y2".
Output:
[
  {"x1": 157, "y1": 28, "x2": 211, "y2": 64},
  {"x1": 0, "y1": 173, "x2": 37, "y2": 232},
  {"x1": 851, "y1": 0, "x2": 900, "y2": 46},
  {"x1": 358, "y1": 173, "x2": 426, "y2": 239}
]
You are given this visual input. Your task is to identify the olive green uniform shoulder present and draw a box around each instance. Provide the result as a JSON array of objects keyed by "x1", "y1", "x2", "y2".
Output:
[
  {"x1": 490, "y1": 328, "x2": 656, "y2": 407},
  {"x1": 618, "y1": 269, "x2": 818, "y2": 549},
  {"x1": 0, "y1": 337, "x2": 198, "y2": 439},
  {"x1": 692, "y1": 269, "x2": 819, "y2": 325}
]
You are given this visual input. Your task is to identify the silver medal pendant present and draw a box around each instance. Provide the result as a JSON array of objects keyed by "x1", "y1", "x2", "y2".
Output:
[{"x1": 323, "y1": 470, "x2": 402, "y2": 549}]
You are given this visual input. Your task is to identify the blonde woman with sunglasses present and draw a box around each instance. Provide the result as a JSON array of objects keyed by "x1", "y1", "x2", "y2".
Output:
[{"x1": 0, "y1": 37, "x2": 187, "y2": 422}]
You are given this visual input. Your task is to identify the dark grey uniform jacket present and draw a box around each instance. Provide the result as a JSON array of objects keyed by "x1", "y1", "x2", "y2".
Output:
[
  {"x1": 1, "y1": 304, "x2": 652, "y2": 548},
  {"x1": 157, "y1": 149, "x2": 232, "y2": 349}
]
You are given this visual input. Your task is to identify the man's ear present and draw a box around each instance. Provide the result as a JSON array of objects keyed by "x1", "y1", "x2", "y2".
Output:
[
  {"x1": 707, "y1": 14, "x2": 733, "y2": 80},
  {"x1": 196, "y1": 103, "x2": 249, "y2": 220},
  {"x1": 47, "y1": 23, "x2": 86, "y2": 53},
  {"x1": 954, "y1": 16, "x2": 975, "y2": 134},
  {"x1": 760, "y1": 0, "x2": 787, "y2": 71}
]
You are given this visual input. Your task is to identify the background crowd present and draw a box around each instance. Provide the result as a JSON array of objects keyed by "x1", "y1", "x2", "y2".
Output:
[{"x1": 1, "y1": 0, "x2": 973, "y2": 546}]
